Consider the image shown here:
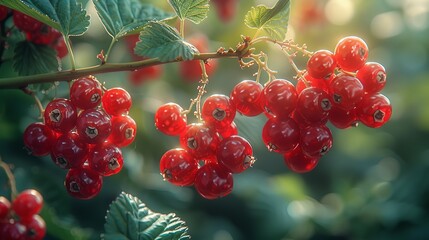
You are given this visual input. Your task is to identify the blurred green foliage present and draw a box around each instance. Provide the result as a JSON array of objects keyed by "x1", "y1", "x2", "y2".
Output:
[{"x1": 1, "y1": 0, "x2": 429, "y2": 239}]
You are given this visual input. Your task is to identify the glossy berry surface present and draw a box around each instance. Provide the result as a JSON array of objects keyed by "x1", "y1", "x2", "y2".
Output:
[
  {"x1": 218, "y1": 122, "x2": 238, "y2": 139},
  {"x1": 159, "y1": 148, "x2": 198, "y2": 186},
  {"x1": 23, "y1": 122, "x2": 56, "y2": 156},
  {"x1": 70, "y1": 76, "x2": 103, "y2": 110},
  {"x1": 89, "y1": 144, "x2": 123, "y2": 176},
  {"x1": 300, "y1": 125, "x2": 333, "y2": 157},
  {"x1": 334, "y1": 36, "x2": 369, "y2": 72},
  {"x1": 179, "y1": 123, "x2": 220, "y2": 158},
  {"x1": 283, "y1": 146, "x2": 320, "y2": 173},
  {"x1": 12, "y1": 189, "x2": 43, "y2": 220},
  {"x1": 262, "y1": 117, "x2": 300, "y2": 153},
  {"x1": 21, "y1": 214, "x2": 46, "y2": 240},
  {"x1": 307, "y1": 50, "x2": 337, "y2": 79},
  {"x1": 155, "y1": 103, "x2": 187, "y2": 136},
  {"x1": 230, "y1": 80, "x2": 264, "y2": 116},
  {"x1": 217, "y1": 135, "x2": 254, "y2": 173},
  {"x1": 76, "y1": 109, "x2": 112, "y2": 144},
  {"x1": 50, "y1": 132, "x2": 88, "y2": 169},
  {"x1": 202, "y1": 94, "x2": 236, "y2": 130},
  {"x1": 0, "y1": 196, "x2": 11, "y2": 219},
  {"x1": 44, "y1": 98, "x2": 77, "y2": 133},
  {"x1": 328, "y1": 105, "x2": 358, "y2": 129},
  {"x1": 357, "y1": 93, "x2": 392, "y2": 128},
  {"x1": 13, "y1": 11, "x2": 42, "y2": 32},
  {"x1": 261, "y1": 79, "x2": 298, "y2": 119},
  {"x1": 101, "y1": 88, "x2": 132, "y2": 116},
  {"x1": 296, "y1": 73, "x2": 330, "y2": 94},
  {"x1": 194, "y1": 163, "x2": 233, "y2": 200},
  {"x1": 64, "y1": 167, "x2": 103, "y2": 200},
  {"x1": 296, "y1": 87, "x2": 331, "y2": 124},
  {"x1": 107, "y1": 115, "x2": 137, "y2": 147},
  {"x1": 329, "y1": 74, "x2": 364, "y2": 110},
  {"x1": 1, "y1": 221, "x2": 27, "y2": 240},
  {"x1": 356, "y1": 62, "x2": 387, "y2": 94}
]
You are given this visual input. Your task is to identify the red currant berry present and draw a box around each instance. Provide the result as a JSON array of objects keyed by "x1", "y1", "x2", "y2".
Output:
[
  {"x1": 212, "y1": 0, "x2": 237, "y2": 22},
  {"x1": 356, "y1": 62, "x2": 387, "y2": 94},
  {"x1": 261, "y1": 79, "x2": 298, "y2": 119},
  {"x1": 296, "y1": 87, "x2": 331, "y2": 124},
  {"x1": 20, "y1": 215, "x2": 46, "y2": 240},
  {"x1": 12, "y1": 189, "x2": 43, "y2": 220},
  {"x1": 262, "y1": 117, "x2": 300, "y2": 153},
  {"x1": 0, "y1": 6, "x2": 9, "y2": 21},
  {"x1": 202, "y1": 94, "x2": 236, "y2": 130},
  {"x1": 70, "y1": 76, "x2": 103, "y2": 110},
  {"x1": 283, "y1": 146, "x2": 320, "y2": 173},
  {"x1": 76, "y1": 109, "x2": 112, "y2": 144},
  {"x1": 0, "y1": 196, "x2": 11, "y2": 219},
  {"x1": 217, "y1": 121, "x2": 238, "y2": 139},
  {"x1": 13, "y1": 11, "x2": 42, "y2": 32},
  {"x1": 101, "y1": 88, "x2": 132, "y2": 116},
  {"x1": 89, "y1": 144, "x2": 123, "y2": 176},
  {"x1": 1, "y1": 220, "x2": 26, "y2": 240},
  {"x1": 160, "y1": 148, "x2": 198, "y2": 186},
  {"x1": 44, "y1": 98, "x2": 77, "y2": 133},
  {"x1": 50, "y1": 132, "x2": 88, "y2": 169},
  {"x1": 230, "y1": 80, "x2": 264, "y2": 116},
  {"x1": 307, "y1": 50, "x2": 337, "y2": 79},
  {"x1": 300, "y1": 125, "x2": 333, "y2": 157},
  {"x1": 51, "y1": 37, "x2": 68, "y2": 58},
  {"x1": 334, "y1": 36, "x2": 369, "y2": 72},
  {"x1": 194, "y1": 163, "x2": 233, "y2": 199},
  {"x1": 328, "y1": 105, "x2": 358, "y2": 129},
  {"x1": 129, "y1": 65, "x2": 162, "y2": 85},
  {"x1": 155, "y1": 103, "x2": 187, "y2": 136},
  {"x1": 296, "y1": 73, "x2": 330, "y2": 95},
  {"x1": 179, "y1": 123, "x2": 220, "y2": 158},
  {"x1": 64, "y1": 166, "x2": 103, "y2": 199},
  {"x1": 217, "y1": 135, "x2": 255, "y2": 173},
  {"x1": 23, "y1": 122, "x2": 56, "y2": 156},
  {"x1": 26, "y1": 25, "x2": 61, "y2": 45},
  {"x1": 329, "y1": 74, "x2": 364, "y2": 110},
  {"x1": 357, "y1": 93, "x2": 392, "y2": 128},
  {"x1": 107, "y1": 115, "x2": 137, "y2": 147}
]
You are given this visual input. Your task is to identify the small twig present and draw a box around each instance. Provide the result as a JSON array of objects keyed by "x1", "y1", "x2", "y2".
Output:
[
  {"x1": 0, "y1": 158, "x2": 18, "y2": 201},
  {"x1": 22, "y1": 88, "x2": 45, "y2": 119},
  {"x1": 249, "y1": 52, "x2": 278, "y2": 84},
  {"x1": 182, "y1": 60, "x2": 209, "y2": 121},
  {"x1": 250, "y1": 37, "x2": 314, "y2": 57}
]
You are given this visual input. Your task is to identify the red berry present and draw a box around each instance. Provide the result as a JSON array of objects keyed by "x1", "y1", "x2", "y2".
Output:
[
  {"x1": 306, "y1": 50, "x2": 337, "y2": 79},
  {"x1": 217, "y1": 121, "x2": 238, "y2": 139},
  {"x1": 160, "y1": 148, "x2": 198, "y2": 187},
  {"x1": 89, "y1": 144, "x2": 123, "y2": 176},
  {"x1": 44, "y1": 98, "x2": 77, "y2": 133},
  {"x1": 70, "y1": 76, "x2": 103, "y2": 110},
  {"x1": 0, "y1": 196, "x2": 11, "y2": 219},
  {"x1": 283, "y1": 146, "x2": 320, "y2": 173},
  {"x1": 329, "y1": 74, "x2": 364, "y2": 110},
  {"x1": 12, "y1": 189, "x2": 43, "y2": 220},
  {"x1": 212, "y1": 0, "x2": 237, "y2": 22},
  {"x1": 23, "y1": 122, "x2": 56, "y2": 156},
  {"x1": 155, "y1": 103, "x2": 187, "y2": 136},
  {"x1": 328, "y1": 105, "x2": 358, "y2": 129},
  {"x1": 50, "y1": 132, "x2": 88, "y2": 169},
  {"x1": 1, "y1": 220, "x2": 26, "y2": 240},
  {"x1": 64, "y1": 166, "x2": 103, "y2": 199},
  {"x1": 102, "y1": 88, "x2": 132, "y2": 116},
  {"x1": 356, "y1": 62, "x2": 387, "y2": 94},
  {"x1": 21, "y1": 215, "x2": 46, "y2": 240},
  {"x1": 0, "y1": 6, "x2": 9, "y2": 21},
  {"x1": 217, "y1": 135, "x2": 255, "y2": 173},
  {"x1": 26, "y1": 25, "x2": 61, "y2": 45},
  {"x1": 51, "y1": 37, "x2": 68, "y2": 58},
  {"x1": 179, "y1": 123, "x2": 220, "y2": 159},
  {"x1": 76, "y1": 109, "x2": 112, "y2": 144},
  {"x1": 194, "y1": 163, "x2": 233, "y2": 199},
  {"x1": 296, "y1": 73, "x2": 330, "y2": 94},
  {"x1": 300, "y1": 125, "x2": 333, "y2": 157},
  {"x1": 230, "y1": 80, "x2": 264, "y2": 116},
  {"x1": 202, "y1": 94, "x2": 236, "y2": 130},
  {"x1": 334, "y1": 36, "x2": 369, "y2": 72},
  {"x1": 261, "y1": 79, "x2": 298, "y2": 119},
  {"x1": 262, "y1": 117, "x2": 300, "y2": 153},
  {"x1": 129, "y1": 65, "x2": 162, "y2": 85},
  {"x1": 296, "y1": 87, "x2": 331, "y2": 124},
  {"x1": 357, "y1": 93, "x2": 392, "y2": 128},
  {"x1": 107, "y1": 115, "x2": 137, "y2": 147},
  {"x1": 13, "y1": 11, "x2": 42, "y2": 32}
]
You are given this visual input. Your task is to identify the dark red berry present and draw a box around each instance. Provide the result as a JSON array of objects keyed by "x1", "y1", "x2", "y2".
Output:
[
  {"x1": 12, "y1": 189, "x2": 43, "y2": 220},
  {"x1": 160, "y1": 148, "x2": 198, "y2": 187},
  {"x1": 1, "y1": 220, "x2": 26, "y2": 240},
  {"x1": 262, "y1": 117, "x2": 300, "y2": 153},
  {"x1": 300, "y1": 125, "x2": 333, "y2": 157},
  {"x1": 129, "y1": 65, "x2": 162, "y2": 85},
  {"x1": 194, "y1": 163, "x2": 233, "y2": 199},
  {"x1": 13, "y1": 11, "x2": 42, "y2": 32},
  {"x1": 202, "y1": 94, "x2": 236, "y2": 130},
  {"x1": 44, "y1": 98, "x2": 77, "y2": 133},
  {"x1": 329, "y1": 74, "x2": 364, "y2": 110},
  {"x1": 179, "y1": 123, "x2": 220, "y2": 158},
  {"x1": 107, "y1": 115, "x2": 137, "y2": 147},
  {"x1": 64, "y1": 167, "x2": 103, "y2": 199},
  {"x1": 51, "y1": 37, "x2": 68, "y2": 58},
  {"x1": 261, "y1": 79, "x2": 298, "y2": 119},
  {"x1": 307, "y1": 50, "x2": 337, "y2": 79},
  {"x1": 230, "y1": 80, "x2": 264, "y2": 116},
  {"x1": 296, "y1": 87, "x2": 331, "y2": 124},
  {"x1": 328, "y1": 105, "x2": 358, "y2": 129},
  {"x1": 23, "y1": 122, "x2": 56, "y2": 156},
  {"x1": 212, "y1": 0, "x2": 237, "y2": 22},
  {"x1": 356, "y1": 62, "x2": 387, "y2": 94},
  {"x1": 217, "y1": 135, "x2": 255, "y2": 173},
  {"x1": 70, "y1": 76, "x2": 103, "y2": 109},
  {"x1": 101, "y1": 88, "x2": 132, "y2": 116},
  {"x1": 283, "y1": 146, "x2": 320, "y2": 173},
  {"x1": 50, "y1": 132, "x2": 88, "y2": 169},
  {"x1": 155, "y1": 103, "x2": 187, "y2": 136},
  {"x1": 76, "y1": 109, "x2": 112, "y2": 144},
  {"x1": 0, "y1": 6, "x2": 8, "y2": 21},
  {"x1": 296, "y1": 73, "x2": 330, "y2": 95},
  {"x1": 89, "y1": 144, "x2": 123, "y2": 176},
  {"x1": 357, "y1": 93, "x2": 392, "y2": 128},
  {"x1": 20, "y1": 215, "x2": 46, "y2": 240},
  {"x1": 0, "y1": 196, "x2": 11, "y2": 219},
  {"x1": 218, "y1": 121, "x2": 238, "y2": 139},
  {"x1": 26, "y1": 25, "x2": 61, "y2": 45},
  {"x1": 334, "y1": 36, "x2": 369, "y2": 72}
]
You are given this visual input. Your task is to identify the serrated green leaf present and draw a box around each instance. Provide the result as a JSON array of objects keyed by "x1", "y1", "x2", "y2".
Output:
[
  {"x1": 102, "y1": 192, "x2": 190, "y2": 240},
  {"x1": 93, "y1": 0, "x2": 173, "y2": 39},
  {"x1": 0, "y1": 0, "x2": 89, "y2": 36},
  {"x1": 135, "y1": 22, "x2": 198, "y2": 62},
  {"x1": 168, "y1": 0, "x2": 209, "y2": 24},
  {"x1": 244, "y1": 0, "x2": 290, "y2": 40},
  {"x1": 13, "y1": 41, "x2": 59, "y2": 76}
]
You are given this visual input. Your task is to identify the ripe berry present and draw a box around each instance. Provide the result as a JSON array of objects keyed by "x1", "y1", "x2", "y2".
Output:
[
  {"x1": 328, "y1": 105, "x2": 358, "y2": 129},
  {"x1": 0, "y1": 196, "x2": 11, "y2": 219},
  {"x1": 230, "y1": 80, "x2": 264, "y2": 116},
  {"x1": 262, "y1": 117, "x2": 300, "y2": 153},
  {"x1": 107, "y1": 115, "x2": 137, "y2": 147},
  {"x1": 261, "y1": 79, "x2": 298, "y2": 119},
  {"x1": 202, "y1": 94, "x2": 236, "y2": 130},
  {"x1": 1, "y1": 220, "x2": 26, "y2": 240},
  {"x1": 12, "y1": 189, "x2": 43, "y2": 220},
  {"x1": 218, "y1": 121, "x2": 238, "y2": 139},
  {"x1": 194, "y1": 163, "x2": 233, "y2": 199},
  {"x1": 154, "y1": 103, "x2": 187, "y2": 136},
  {"x1": 329, "y1": 74, "x2": 364, "y2": 110},
  {"x1": 101, "y1": 88, "x2": 132, "y2": 116},
  {"x1": 296, "y1": 73, "x2": 330, "y2": 94},
  {"x1": 50, "y1": 132, "x2": 88, "y2": 169},
  {"x1": 70, "y1": 76, "x2": 103, "y2": 110},
  {"x1": 21, "y1": 215, "x2": 46, "y2": 240},
  {"x1": 64, "y1": 167, "x2": 103, "y2": 199},
  {"x1": 23, "y1": 122, "x2": 56, "y2": 156},
  {"x1": 160, "y1": 148, "x2": 198, "y2": 187},
  {"x1": 357, "y1": 93, "x2": 392, "y2": 128},
  {"x1": 283, "y1": 146, "x2": 320, "y2": 173},
  {"x1": 0, "y1": 6, "x2": 8, "y2": 21},
  {"x1": 51, "y1": 37, "x2": 68, "y2": 58},
  {"x1": 129, "y1": 65, "x2": 162, "y2": 85},
  {"x1": 179, "y1": 123, "x2": 220, "y2": 158},
  {"x1": 13, "y1": 11, "x2": 42, "y2": 32},
  {"x1": 26, "y1": 25, "x2": 61, "y2": 45},
  {"x1": 212, "y1": 0, "x2": 237, "y2": 22},
  {"x1": 217, "y1": 135, "x2": 255, "y2": 173},
  {"x1": 300, "y1": 125, "x2": 333, "y2": 157},
  {"x1": 356, "y1": 62, "x2": 387, "y2": 94},
  {"x1": 306, "y1": 50, "x2": 337, "y2": 79},
  {"x1": 44, "y1": 98, "x2": 77, "y2": 133},
  {"x1": 89, "y1": 144, "x2": 123, "y2": 176},
  {"x1": 76, "y1": 109, "x2": 112, "y2": 144},
  {"x1": 296, "y1": 87, "x2": 331, "y2": 124},
  {"x1": 334, "y1": 36, "x2": 369, "y2": 72}
]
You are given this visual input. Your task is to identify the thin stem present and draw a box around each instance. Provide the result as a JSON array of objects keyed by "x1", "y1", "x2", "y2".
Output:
[
  {"x1": 282, "y1": 49, "x2": 309, "y2": 86},
  {"x1": 180, "y1": 19, "x2": 185, "y2": 39},
  {"x1": 104, "y1": 38, "x2": 117, "y2": 63},
  {"x1": 21, "y1": 88, "x2": 45, "y2": 119},
  {"x1": 0, "y1": 158, "x2": 18, "y2": 200},
  {"x1": 64, "y1": 36, "x2": 76, "y2": 71},
  {"x1": 251, "y1": 37, "x2": 314, "y2": 57},
  {"x1": 183, "y1": 59, "x2": 209, "y2": 120},
  {"x1": 250, "y1": 52, "x2": 278, "y2": 84}
]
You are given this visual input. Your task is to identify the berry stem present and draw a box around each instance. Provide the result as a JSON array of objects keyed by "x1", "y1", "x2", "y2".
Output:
[
  {"x1": 282, "y1": 49, "x2": 309, "y2": 86},
  {"x1": 104, "y1": 38, "x2": 117, "y2": 63},
  {"x1": 21, "y1": 88, "x2": 45, "y2": 119},
  {"x1": 64, "y1": 36, "x2": 76, "y2": 71},
  {"x1": 183, "y1": 59, "x2": 209, "y2": 120},
  {"x1": 249, "y1": 52, "x2": 277, "y2": 84},
  {"x1": 180, "y1": 19, "x2": 185, "y2": 39},
  {"x1": 250, "y1": 37, "x2": 314, "y2": 57},
  {"x1": 0, "y1": 158, "x2": 18, "y2": 201}
]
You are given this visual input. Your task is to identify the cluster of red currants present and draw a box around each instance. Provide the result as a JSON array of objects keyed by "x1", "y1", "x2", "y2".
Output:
[
  {"x1": 23, "y1": 76, "x2": 136, "y2": 199},
  {"x1": 0, "y1": 189, "x2": 46, "y2": 240},
  {"x1": 0, "y1": 6, "x2": 68, "y2": 59}
]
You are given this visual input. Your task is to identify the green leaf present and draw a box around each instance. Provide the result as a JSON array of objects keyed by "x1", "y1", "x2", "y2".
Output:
[
  {"x1": 101, "y1": 192, "x2": 190, "y2": 240},
  {"x1": 0, "y1": 0, "x2": 90, "y2": 36},
  {"x1": 93, "y1": 0, "x2": 173, "y2": 39},
  {"x1": 244, "y1": 0, "x2": 291, "y2": 40},
  {"x1": 168, "y1": 0, "x2": 209, "y2": 24},
  {"x1": 13, "y1": 41, "x2": 59, "y2": 76},
  {"x1": 135, "y1": 22, "x2": 198, "y2": 62}
]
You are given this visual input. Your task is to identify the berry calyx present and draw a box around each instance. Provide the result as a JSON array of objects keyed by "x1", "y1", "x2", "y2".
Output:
[
  {"x1": 12, "y1": 189, "x2": 43, "y2": 220},
  {"x1": 334, "y1": 36, "x2": 369, "y2": 72},
  {"x1": 89, "y1": 144, "x2": 123, "y2": 176},
  {"x1": 217, "y1": 135, "x2": 255, "y2": 173},
  {"x1": 230, "y1": 80, "x2": 264, "y2": 116},
  {"x1": 76, "y1": 109, "x2": 112, "y2": 144},
  {"x1": 107, "y1": 115, "x2": 137, "y2": 147},
  {"x1": 356, "y1": 62, "x2": 387, "y2": 94},
  {"x1": 70, "y1": 76, "x2": 103, "y2": 110},
  {"x1": 179, "y1": 123, "x2": 220, "y2": 158},
  {"x1": 159, "y1": 148, "x2": 198, "y2": 187},
  {"x1": 194, "y1": 163, "x2": 233, "y2": 200},
  {"x1": 202, "y1": 94, "x2": 236, "y2": 130},
  {"x1": 21, "y1": 214, "x2": 46, "y2": 240},
  {"x1": 44, "y1": 98, "x2": 77, "y2": 133},
  {"x1": 64, "y1": 167, "x2": 103, "y2": 200},
  {"x1": 300, "y1": 125, "x2": 333, "y2": 157},
  {"x1": 101, "y1": 88, "x2": 132, "y2": 116},
  {"x1": 50, "y1": 132, "x2": 88, "y2": 169},
  {"x1": 329, "y1": 74, "x2": 364, "y2": 110},
  {"x1": 296, "y1": 87, "x2": 331, "y2": 124},
  {"x1": 357, "y1": 93, "x2": 392, "y2": 128},
  {"x1": 155, "y1": 103, "x2": 187, "y2": 136}
]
